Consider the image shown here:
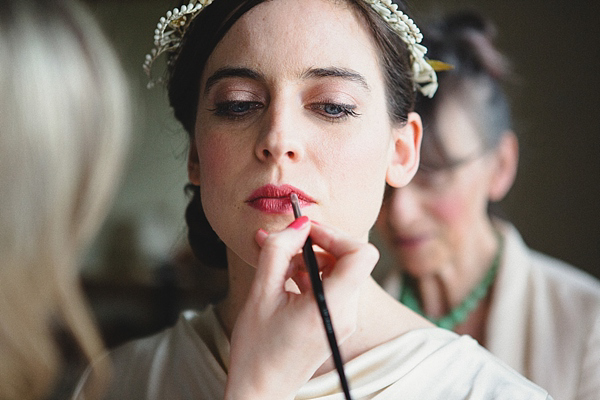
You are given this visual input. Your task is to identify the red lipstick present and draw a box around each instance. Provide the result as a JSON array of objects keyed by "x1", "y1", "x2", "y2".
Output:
[{"x1": 245, "y1": 184, "x2": 314, "y2": 214}]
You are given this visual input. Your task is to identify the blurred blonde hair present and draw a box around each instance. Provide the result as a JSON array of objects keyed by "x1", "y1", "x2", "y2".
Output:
[{"x1": 0, "y1": 0, "x2": 131, "y2": 398}]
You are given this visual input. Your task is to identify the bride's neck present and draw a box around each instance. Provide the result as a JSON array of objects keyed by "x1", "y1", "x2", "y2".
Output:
[
  {"x1": 214, "y1": 246, "x2": 433, "y2": 361},
  {"x1": 214, "y1": 249, "x2": 255, "y2": 339}
]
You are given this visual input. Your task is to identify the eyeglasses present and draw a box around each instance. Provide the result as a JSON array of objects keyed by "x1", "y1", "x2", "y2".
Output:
[{"x1": 411, "y1": 150, "x2": 488, "y2": 194}]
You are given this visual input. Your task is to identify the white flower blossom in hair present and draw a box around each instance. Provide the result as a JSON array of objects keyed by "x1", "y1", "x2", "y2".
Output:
[
  {"x1": 363, "y1": 0, "x2": 437, "y2": 96},
  {"x1": 143, "y1": 0, "x2": 438, "y2": 96},
  {"x1": 143, "y1": 0, "x2": 213, "y2": 88}
]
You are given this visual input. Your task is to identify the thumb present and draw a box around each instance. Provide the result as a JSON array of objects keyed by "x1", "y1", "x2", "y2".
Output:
[{"x1": 251, "y1": 216, "x2": 311, "y2": 298}]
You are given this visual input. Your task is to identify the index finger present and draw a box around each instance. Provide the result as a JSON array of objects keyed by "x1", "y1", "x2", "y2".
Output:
[
  {"x1": 252, "y1": 217, "x2": 311, "y2": 297},
  {"x1": 307, "y1": 222, "x2": 379, "y2": 287},
  {"x1": 308, "y1": 222, "x2": 373, "y2": 260}
]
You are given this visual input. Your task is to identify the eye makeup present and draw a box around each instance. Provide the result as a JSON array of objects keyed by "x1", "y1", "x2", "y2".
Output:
[
  {"x1": 290, "y1": 193, "x2": 352, "y2": 400},
  {"x1": 211, "y1": 100, "x2": 264, "y2": 118},
  {"x1": 309, "y1": 103, "x2": 359, "y2": 121}
]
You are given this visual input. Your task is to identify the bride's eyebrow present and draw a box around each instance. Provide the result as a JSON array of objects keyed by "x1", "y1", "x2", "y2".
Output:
[
  {"x1": 301, "y1": 67, "x2": 370, "y2": 91},
  {"x1": 204, "y1": 67, "x2": 265, "y2": 95},
  {"x1": 203, "y1": 66, "x2": 370, "y2": 95}
]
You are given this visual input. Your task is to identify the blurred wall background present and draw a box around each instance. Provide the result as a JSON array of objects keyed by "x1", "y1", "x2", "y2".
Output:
[{"x1": 81, "y1": 0, "x2": 599, "y2": 282}]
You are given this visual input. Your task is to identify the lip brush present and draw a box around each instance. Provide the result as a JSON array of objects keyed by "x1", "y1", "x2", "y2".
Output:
[{"x1": 289, "y1": 193, "x2": 352, "y2": 400}]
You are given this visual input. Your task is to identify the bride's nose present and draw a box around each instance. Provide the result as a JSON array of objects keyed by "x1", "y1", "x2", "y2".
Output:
[{"x1": 255, "y1": 104, "x2": 305, "y2": 163}]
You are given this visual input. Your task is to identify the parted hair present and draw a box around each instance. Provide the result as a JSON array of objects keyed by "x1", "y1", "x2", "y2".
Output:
[
  {"x1": 0, "y1": 0, "x2": 131, "y2": 398},
  {"x1": 167, "y1": 0, "x2": 417, "y2": 269},
  {"x1": 416, "y1": 10, "x2": 513, "y2": 170}
]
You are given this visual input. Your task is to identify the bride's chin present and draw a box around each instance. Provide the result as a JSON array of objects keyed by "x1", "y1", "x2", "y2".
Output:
[{"x1": 225, "y1": 244, "x2": 260, "y2": 270}]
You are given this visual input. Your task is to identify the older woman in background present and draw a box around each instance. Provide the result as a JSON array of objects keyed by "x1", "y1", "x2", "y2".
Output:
[
  {"x1": 375, "y1": 11, "x2": 600, "y2": 400},
  {"x1": 0, "y1": 0, "x2": 130, "y2": 398}
]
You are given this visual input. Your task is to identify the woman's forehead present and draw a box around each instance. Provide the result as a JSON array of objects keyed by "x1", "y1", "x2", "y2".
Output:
[
  {"x1": 203, "y1": 0, "x2": 381, "y2": 82},
  {"x1": 238, "y1": 0, "x2": 359, "y2": 37},
  {"x1": 431, "y1": 96, "x2": 484, "y2": 157}
]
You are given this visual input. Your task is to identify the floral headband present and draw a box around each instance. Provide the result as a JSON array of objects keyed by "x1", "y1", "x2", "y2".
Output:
[{"x1": 143, "y1": 0, "x2": 439, "y2": 97}]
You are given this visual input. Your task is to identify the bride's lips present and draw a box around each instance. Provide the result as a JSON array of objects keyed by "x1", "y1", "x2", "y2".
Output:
[{"x1": 245, "y1": 184, "x2": 315, "y2": 214}]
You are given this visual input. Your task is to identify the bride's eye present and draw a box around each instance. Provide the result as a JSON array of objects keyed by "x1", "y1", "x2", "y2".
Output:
[
  {"x1": 211, "y1": 101, "x2": 264, "y2": 118},
  {"x1": 310, "y1": 102, "x2": 359, "y2": 121}
]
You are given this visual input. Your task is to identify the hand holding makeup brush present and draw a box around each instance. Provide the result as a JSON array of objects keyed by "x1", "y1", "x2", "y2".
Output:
[{"x1": 225, "y1": 219, "x2": 378, "y2": 400}]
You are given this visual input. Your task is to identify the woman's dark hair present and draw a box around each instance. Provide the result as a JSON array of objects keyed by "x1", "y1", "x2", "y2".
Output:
[
  {"x1": 168, "y1": 0, "x2": 417, "y2": 268},
  {"x1": 416, "y1": 10, "x2": 513, "y2": 171}
]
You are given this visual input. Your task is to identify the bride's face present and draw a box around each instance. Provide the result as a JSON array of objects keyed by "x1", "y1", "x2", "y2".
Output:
[{"x1": 188, "y1": 0, "x2": 420, "y2": 266}]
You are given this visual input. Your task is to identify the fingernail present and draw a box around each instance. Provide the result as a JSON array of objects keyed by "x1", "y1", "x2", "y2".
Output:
[
  {"x1": 255, "y1": 228, "x2": 269, "y2": 245},
  {"x1": 288, "y1": 216, "x2": 309, "y2": 230},
  {"x1": 257, "y1": 228, "x2": 269, "y2": 237}
]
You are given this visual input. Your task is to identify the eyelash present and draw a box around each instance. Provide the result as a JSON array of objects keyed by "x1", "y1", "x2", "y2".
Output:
[
  {"x1": 309, "y1": 102, "x2": 359, "y2": 122},
  {"x1": 209, "y1": 100, "x2": 360, "y2": 122},
  {"x1": 210, "y1": 101, "x2": 264, "y2": 119}
]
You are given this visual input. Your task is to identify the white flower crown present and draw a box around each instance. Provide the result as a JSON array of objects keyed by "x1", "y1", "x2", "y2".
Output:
[{"x1": 143, "y1": 0, "x2": 438, "y2": 97}]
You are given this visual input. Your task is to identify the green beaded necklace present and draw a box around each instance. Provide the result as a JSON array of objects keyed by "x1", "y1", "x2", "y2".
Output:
[{"x1": 399, "y1": 232, "x2": 503, "y2": 331}]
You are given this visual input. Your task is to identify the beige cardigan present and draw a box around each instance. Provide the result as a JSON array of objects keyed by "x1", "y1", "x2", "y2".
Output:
[
  {"x1": 486, "y1": 221, "x2": 600, "y2": 400},
  {"x1": 377, "y1": 221, "x2": 600, "y2": 400}
]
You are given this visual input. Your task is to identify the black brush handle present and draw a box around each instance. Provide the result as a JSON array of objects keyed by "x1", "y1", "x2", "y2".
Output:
[{"x1": 290, "y1": 194, "x2": 352, "y2": 399}]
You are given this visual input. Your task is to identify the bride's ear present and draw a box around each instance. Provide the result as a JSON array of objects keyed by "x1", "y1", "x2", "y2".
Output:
[
  {"x1": 386, "y1": 112, "x2": 422, "y2": 188},
  {"x1": 188, "y1": 139, "x2": 201, "y2": 185}
]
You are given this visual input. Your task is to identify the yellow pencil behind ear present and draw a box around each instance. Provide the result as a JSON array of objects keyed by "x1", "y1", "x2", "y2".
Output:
[{"x1": 427, "y1": 59, "x2": 455, "y2": 71}]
